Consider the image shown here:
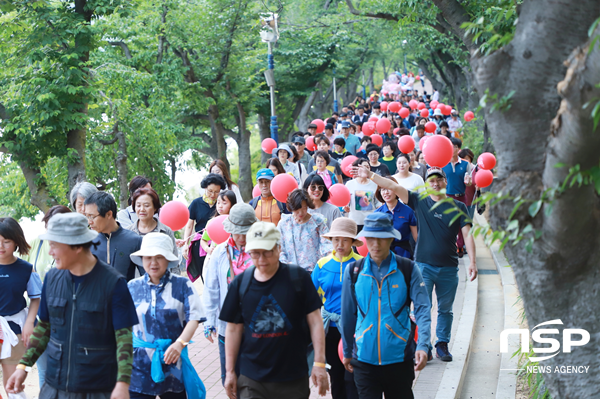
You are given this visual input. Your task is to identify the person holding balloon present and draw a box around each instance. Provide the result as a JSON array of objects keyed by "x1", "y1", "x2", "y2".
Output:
[
  {"x1": 311, "y1": 217, "x2": 363, "y2": 399},
  {"x1": 374, "y1": 176, "x2": 418, "y2": 259},
  {"x1": 202, "y1": 203, "x2": 258, "y2": 386},
  {"x1": 303, "y1": 174, "x2": 342, "y2": 230},
  {"x1": 278, "y1": 189, "x2": 332, "y2": 273},
  {"x1": 200, "y1": 190, "x2": 237, "y2": 258},
  {"x1": 249, "y1": 168, "x2": 290, "y2": 226}
]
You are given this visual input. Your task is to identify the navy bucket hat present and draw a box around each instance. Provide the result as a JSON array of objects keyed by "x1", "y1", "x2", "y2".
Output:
[{"x1": 356, "y1": 213, "x2": 402, "y2": 240}]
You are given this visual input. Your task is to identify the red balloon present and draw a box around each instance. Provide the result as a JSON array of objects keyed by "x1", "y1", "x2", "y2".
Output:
[
  {"x1": 417, "y1": 102, "x2": 426, "y2": 110},
  {"x1": 399, "y1": 107, "x2": 410, "y2": 119},
  {"x1": 371, "y1": 134, "x2": 383, "y2": 146},
  {"x1": 376, "y1": 118, "x2": 391, "y2": 134},
  {"x1": 388, "y1": 102, "x2": 401, "y2": 113},
  {"x1": 341, "y1": 155, "x2": 358, "y2": 177},
  {"x1": 159, "y1": 201, "x2": 190, "y2": 231},
  {"x1": 408, "y1": 100, "x2": 418, "y2": 110},
  {"x1": 420, "y1": 109, "x2": 429, "y2": 118},
  {"x1": 436, "y1": 103, "x2": 445, "y2": 110},
  {"x1": 305, "y1": 136, "x2": 316, "y2": 151},
  {"x1": 380, "y1": 101, "x2": 389, "y2": 111},
  {"x1": 206, "y1": 214, "x2": 230, "y2": 244},
  {"x1": 329, "y1": 184, "x2": 351, "y2": 207},
  {"x1": 475, "y1": 169, "x2": 494, "y2": 188},
  {"x1": 362, "y1": 122, "x2": 375, "y2": 136},
  {"x1": 464, "y1": 111, "x2": 475, "y2": 122},
  {"x1": 393, "y1": 127, "x2": 400, "y2": 135},
  {"x1": 477, "y1": 152, "x2": 496, "y2": 170},
  {"x1": 429, "y1": 100, "x2": 439, "y2": 109},
  {"x1": 261, "y1": 138, "x2": 277, "y2": 154},
  {"x1": 252, "y1": 184, "x2": 261, "y2": 198},
  {"x1": 356, "y1": 237, "x2": 368, "y2": 256},
  {"x1": 368, "y1": 116, "x2": 378, "y2": 122},
  {"x1": 398, "y1": 135, "x2": 415, "y2": 154},
  {"x1": 338, "y1": 339, "x2": 344, "y2": 363},
  {"x1": 424, "y1": 121, "x2": 437, "y2": 133},
  {"x1": 311, "y1": 119, "x2": 325, "y2": 133},
  {"x1": 442, "y1": 105, "x2": 452, "y2": 116},
  {"x1": 419, "y1": 136, "x2": 430, "y2": 152},
  {"x1": 270, "y1": 173, "x2": 298, "y2": 203},
  {"x1": 423, "y1": 135, "x2": 453, "y2": 167}
]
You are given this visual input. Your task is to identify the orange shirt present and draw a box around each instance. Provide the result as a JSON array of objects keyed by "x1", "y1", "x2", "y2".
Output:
[{"x1": 255, "y1": 197, "x2": 282, "y2": 226}]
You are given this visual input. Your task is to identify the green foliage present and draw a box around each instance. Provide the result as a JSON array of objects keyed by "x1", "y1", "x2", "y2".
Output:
[{"x1": 461, "y1": 0, "x2": 520, "y2": 56}]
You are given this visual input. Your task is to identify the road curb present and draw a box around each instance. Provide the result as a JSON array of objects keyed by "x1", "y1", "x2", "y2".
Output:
[
  {"x1": 476, "y1": 213, "x2": 521, "y2": 399},
  {"x1": 434, "y1": 248, "x2": 479, "y2": 398}
]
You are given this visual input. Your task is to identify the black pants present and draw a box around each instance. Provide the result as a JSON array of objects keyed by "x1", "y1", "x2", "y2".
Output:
[
  {"x1": 129, "y1": 391, "x2": 186, "y2": 399},
  {"x1": 326, "y1": 328, "x2": 359, "y2": 399},
  {"x1": 351, "y1": 359, "x2": 414, "y2": 399}
]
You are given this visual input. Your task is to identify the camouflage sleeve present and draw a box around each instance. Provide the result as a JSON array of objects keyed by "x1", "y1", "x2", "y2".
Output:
[
  {"x1": 115, "y1": 327, "x2": 133, "y2": 384},
  {"x1": 20, "y1": 321, "x2": 51, "y2": 367}
]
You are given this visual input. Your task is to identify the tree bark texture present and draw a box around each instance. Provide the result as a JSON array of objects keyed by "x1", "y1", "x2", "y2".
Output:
[
  {"x1": 257, "y1": 113, "x2": 271, "y2": 165},
  {"x1": 467, "y1": 1, "x2": 600, "y2": 396}
]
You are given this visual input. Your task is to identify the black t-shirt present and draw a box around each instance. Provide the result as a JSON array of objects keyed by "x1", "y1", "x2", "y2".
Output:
[
  {"x1": 407, "y1": 191, "x2": 471, "y2": 267},
  {"x1": 219, "y1": 263, "x2": 322, "y2": 382},
  {"x1": 370, "y1": 163, "x2": 391, "y2": 177},
  {"x1": 188, "y1": 197, "x2": 216, "y2": 232}
]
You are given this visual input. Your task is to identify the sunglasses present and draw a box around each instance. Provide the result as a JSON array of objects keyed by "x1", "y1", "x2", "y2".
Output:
[{"x1": 309, "y1": 185, "x2": 325, "y2": 192}]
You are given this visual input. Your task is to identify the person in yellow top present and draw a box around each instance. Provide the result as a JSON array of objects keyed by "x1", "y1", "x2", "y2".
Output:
[
  {"x1": 248, "y1": 169, "x2": 290, "y2": 226},
  {"x1": 311, "y1": 217, "x2": 363, "y2": 399}
]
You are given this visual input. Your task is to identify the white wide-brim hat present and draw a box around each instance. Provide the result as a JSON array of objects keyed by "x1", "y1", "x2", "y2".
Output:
[{"x1": 130, "y1": 232, "x2": 179, "y2": 269}]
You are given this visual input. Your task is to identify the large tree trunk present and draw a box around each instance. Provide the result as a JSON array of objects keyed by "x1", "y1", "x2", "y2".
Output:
[
  {"x1": 257, "y1": 113, "x2": 271, "y2": 165},
  {"x1": 66, "y1": 125, "x2": 86, "y2": 195},
  {"x1": 296, "y1": 89, "x2": 319, "y2": 132},
  {"x1": 18, "y1": 162, "x2": 58, "y2": 213},
  {"x1": 466, "y1": 1, "x2": 600, "y2": 396},
  {"x1": 115, "y1": 124, "x2": 129, "y2": 209}
]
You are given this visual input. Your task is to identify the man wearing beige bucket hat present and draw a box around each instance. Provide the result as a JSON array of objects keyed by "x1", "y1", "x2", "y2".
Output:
[
  {"x1": 202, "y1": 203, "x2": 258, "y2": 386},
  {"x1": 312, "y1": 217, "x2": 363, "y2": 399},
  {"x1": 7, "y1": 213, "x2": 138, "y2": 399}
]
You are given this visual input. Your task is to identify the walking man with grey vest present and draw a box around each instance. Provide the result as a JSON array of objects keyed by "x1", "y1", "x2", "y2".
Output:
[{"x1": 6, "y1": 213, "x2": 139, "y2": 399}]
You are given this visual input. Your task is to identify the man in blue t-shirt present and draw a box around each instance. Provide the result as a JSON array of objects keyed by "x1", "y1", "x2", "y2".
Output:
[
  {"x1": 442, "y1": 137, "x2": 473, "y2": 258},
  {"x1": 356, "y1": 165, "x2": 478, "y2": 364}
]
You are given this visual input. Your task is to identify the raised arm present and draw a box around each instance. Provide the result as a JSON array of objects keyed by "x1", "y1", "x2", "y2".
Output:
[{"x1": 354, "y1": 164, "x2": 410, "y2": 204}]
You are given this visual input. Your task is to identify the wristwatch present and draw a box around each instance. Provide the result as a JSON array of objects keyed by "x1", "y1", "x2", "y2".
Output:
[{"x1": 176, "y1": 338, "x2": 189, "y2": 347}]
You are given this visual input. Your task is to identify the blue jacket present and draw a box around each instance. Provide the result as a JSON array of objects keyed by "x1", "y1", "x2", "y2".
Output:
[
  {"x1": 341, "y1": 253, "x2": 431, "y2": 365},
  {"x1": 312, "y1": 251, "x2": 363, "y2": 327}
]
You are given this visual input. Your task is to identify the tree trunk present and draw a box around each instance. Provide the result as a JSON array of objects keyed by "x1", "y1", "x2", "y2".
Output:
[
  {"x1": 296, "y1": 89, "x2": 319, "y2": 132},
  {"x1": 417, "y1": 58, "x2": 446, "y2": 98},
  {"x1": 467, "y1": 1, "x2": 600, "y2": 396},
  {"x1": 257, "y1": 113, "x2": 271, "y2": 165},
  {"x1": 115, "y1": 124, "x2": 129, "y2": 209},
  {"x1": 66, "y1": 124, "x2": 87, "y2": 196},
  {"x1": 18, "y1": 162, "x2": 58, "y2": 213},
  {"x1": 234, "y1": 108, "x2": 253, "y2": 201}
]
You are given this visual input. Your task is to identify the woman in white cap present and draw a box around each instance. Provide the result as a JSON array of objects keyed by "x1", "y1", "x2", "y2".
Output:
[
  {"x1": 272, "y1": 143, "x2": 301, "y2": 183},
  {"x1": 202, "y1": 203, "x2": 258, "y2": 386},
  {"x1": 127, "y1": 233, "x2": 205, "y2": 399},
  {"x1": 312, "y1": 217, "x2": 363, "y2": 399}
]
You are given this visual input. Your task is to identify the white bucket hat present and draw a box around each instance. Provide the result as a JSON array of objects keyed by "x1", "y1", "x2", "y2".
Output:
[{"x1": 130, "y1": 232, "x2": 179, "y2": 269}]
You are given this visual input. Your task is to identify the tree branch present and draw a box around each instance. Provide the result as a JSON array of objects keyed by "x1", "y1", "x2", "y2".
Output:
[
  {"x1": 108, "y1": 41, "x2": 132, "y2": 59},
  {"x1": 430, "y1": 0, "x2": 476, "y2": 53},
  {"x1": 344, "y1": 0, "x2": 399, "y2": 21}
]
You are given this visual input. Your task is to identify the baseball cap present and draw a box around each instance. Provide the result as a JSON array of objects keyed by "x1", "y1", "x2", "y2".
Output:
[
  {"x1": 341, "y1": 120, "x2": 351, "y2": 128},
  {"x1": 256, "y1": 168, "x2": 275, "y2": 181},
  {"x1": 245, "y1": 221, "x2": 281, "y2": 252},
  {"x1": 325, "y1": 123, "x2": 334, "y2": 130},
  {"x1": 292, "y1": 136, "x2": 306, "y2": 145},
  {"x1": 340, "y1": 112, "x2": 348, "y2": 117},
  {"x1": 426, "y1": 167, "x2": 446, "y2": 179}
]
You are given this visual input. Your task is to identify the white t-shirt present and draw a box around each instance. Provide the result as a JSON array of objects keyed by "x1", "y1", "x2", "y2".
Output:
[
  {"x1": 345, "y1": 179, "x2": 379, "y2": 226},
  {"x1": 392, "y1": 173, "x2": 425, "y2": 193}
]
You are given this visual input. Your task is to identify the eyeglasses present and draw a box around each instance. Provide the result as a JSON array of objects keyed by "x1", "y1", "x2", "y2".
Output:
[
  {"x1": 309, "y1": 185, "x2": 325, "y2": 192},
  {"x1": 206, "y1": 189, "x2": 220, "y2": 196},
  {"x1": 248, "y1": 250, "x2": 275, "y2": 260},
  {"x1": 84, "y1": 214, "x2": 101, "y2": 222}
]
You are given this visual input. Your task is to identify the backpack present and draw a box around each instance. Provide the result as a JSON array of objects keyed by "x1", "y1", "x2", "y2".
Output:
[{"x1": 349, "y1": 255, "x2": 418, "y2": 360}]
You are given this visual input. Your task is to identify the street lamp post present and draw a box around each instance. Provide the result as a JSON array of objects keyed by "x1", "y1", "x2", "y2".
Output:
[
  {"x1": 333, "y1": 68, "x2": 338, "y2": 113},
  {"x1": 402, "y1": 40, "x2": 408, "y2": 75},
  {"x1": 261, "y1": 13, "x2": 280, "y2": 144}
]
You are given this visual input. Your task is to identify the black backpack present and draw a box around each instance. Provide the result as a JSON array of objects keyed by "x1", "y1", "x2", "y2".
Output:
[{"x1": 349, "y1": 255, "x2": 418, "y2": 360}]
